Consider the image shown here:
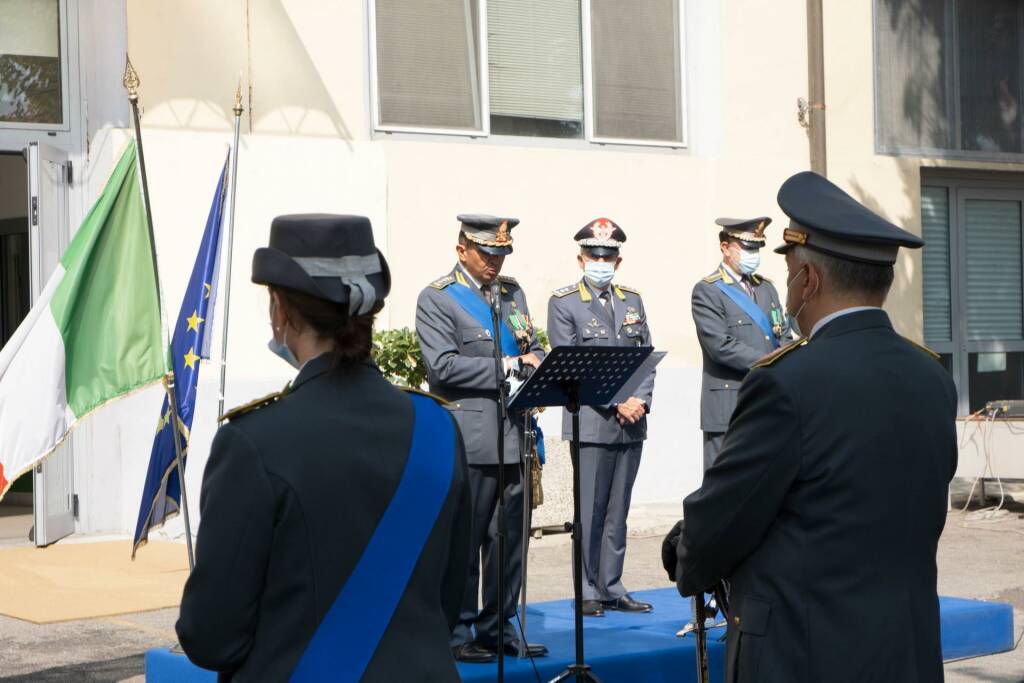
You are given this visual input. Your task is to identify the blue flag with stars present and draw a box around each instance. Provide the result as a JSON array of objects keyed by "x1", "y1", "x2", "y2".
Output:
[{"x1": 132, "y1": 153, "x2": 228, "y2": 556}]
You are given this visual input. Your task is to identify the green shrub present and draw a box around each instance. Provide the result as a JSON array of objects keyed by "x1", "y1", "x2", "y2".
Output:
[
  {"x1": 373, "y1": 327, "x2": 428, "y2": 388},
  {"x1": 373, "y1": 326, "x2": 551, "y2": 388}
]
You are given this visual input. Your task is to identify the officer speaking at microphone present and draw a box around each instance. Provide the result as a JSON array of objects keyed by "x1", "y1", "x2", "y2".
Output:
[
  {"x1": 176, "y1": 215, "x2": 472, "y2": 682},
  {"x1": 692, "y1": 217, "x2": 791, "y2": 472},
  {"x1": 547, "y1": 218, "x2": 656, "y2": 618},
  {"x1": 416, "y1": 214, "x2": 548, "y2": 663},
  {"x1": 664, "y1": 173, "x2": 958, "y2": 683}
]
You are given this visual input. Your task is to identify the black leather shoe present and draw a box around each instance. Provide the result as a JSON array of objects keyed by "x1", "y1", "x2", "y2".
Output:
[
  {"x1": 604, "y1": 594, "x2": 653, "y2": 613},
  {"x1": 453, "y1": 642, "x2": 497, "y2": 663},
  {"x1": 581, "y1": 599, "x2": 605, "y2": 617},
  {"x1": 498, "y1": 641, "x2": 549, "y2": 657}
]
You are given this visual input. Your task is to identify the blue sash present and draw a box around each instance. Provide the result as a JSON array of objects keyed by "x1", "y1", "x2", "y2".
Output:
[
  {"x1": 715, "y1": 280, "x2": 780, "y2": 350},
  {"x1": 290, "y1": 394, "x2": 456, "y2": 682},
  {"x1": 446, "y1": 282, "x2": 520, "y2": 357}
]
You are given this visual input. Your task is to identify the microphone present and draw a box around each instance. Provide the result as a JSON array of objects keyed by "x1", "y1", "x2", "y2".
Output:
[{"x1": 489, "y1": 281, "x2": 502, "y2": 314}]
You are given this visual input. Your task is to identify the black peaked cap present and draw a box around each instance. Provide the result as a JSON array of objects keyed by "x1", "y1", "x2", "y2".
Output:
[
  {"x1": 776, "y1": 172, "x2": 923, "y2": 265},
  {"x1": 252, "y1": 214, "x2": 390, "y2": 314}
]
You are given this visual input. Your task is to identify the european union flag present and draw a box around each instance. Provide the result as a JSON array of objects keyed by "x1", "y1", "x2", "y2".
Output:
[{"x1": 132, "y1": 153, "x2": 228, "y2": 556}]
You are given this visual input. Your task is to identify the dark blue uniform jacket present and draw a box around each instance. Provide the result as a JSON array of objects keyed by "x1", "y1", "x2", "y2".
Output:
[
  {"x1": 177, "y1": 355, "x2": 472, "y2": 682},
  {"x1": 676, "y1": 310, "x2": 957, "y2": 683}
]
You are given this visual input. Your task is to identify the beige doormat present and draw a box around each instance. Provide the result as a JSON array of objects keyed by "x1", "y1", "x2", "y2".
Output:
[{"x1": 0, "y1": 540, "x2": 188, "y2": 623}]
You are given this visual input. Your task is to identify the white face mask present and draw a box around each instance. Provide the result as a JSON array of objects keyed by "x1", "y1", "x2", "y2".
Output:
[
  {"x1": 739, "y1": 249, "x2": 761, "y2": 276},
  {"x1": 785, "y1": 266, "x2": 816, "y2": 324},
  {"x1": 583, "y1": 260, "x2": 616, "y2": 288}
]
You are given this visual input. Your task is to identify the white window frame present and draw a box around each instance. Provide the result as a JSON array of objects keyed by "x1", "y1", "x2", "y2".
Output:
[
  {"x1": 582, "y1": 0, "x2": 688, "y2": 149},
  {"x1": 367, "y1": 0, "x2": 491, "y2": 138},
  {"x1": 367, "y1": 0, "x2": 688, "y2": 149},
  {"x1": 0, "y1": 0, "x2": 72, "y2": 133}
]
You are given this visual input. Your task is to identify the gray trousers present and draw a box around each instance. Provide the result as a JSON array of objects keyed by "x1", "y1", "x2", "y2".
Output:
[
  {"x1": 451, "y1": 463, "x2": 524, "y2": 648},
  {"x1": 579, "y1": 442, "x2": 643, "y2": 602},
  {"x1": 703, "y1": 432, "x2": 724, "y2": 472}
]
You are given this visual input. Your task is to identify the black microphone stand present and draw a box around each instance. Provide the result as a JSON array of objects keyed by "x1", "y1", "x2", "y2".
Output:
[{"x1": 489, "y1": 281, "x2": 508, "y2": 682}]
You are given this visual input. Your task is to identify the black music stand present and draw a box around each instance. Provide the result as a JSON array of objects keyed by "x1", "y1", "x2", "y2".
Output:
[{"x1": 510, "y1": 345, "x2": 654, "y2": 683}]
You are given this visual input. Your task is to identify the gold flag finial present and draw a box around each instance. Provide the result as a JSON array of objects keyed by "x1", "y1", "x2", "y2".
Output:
[{"x1": 122, "y1": 55, "x2": 140, "y2": 102}]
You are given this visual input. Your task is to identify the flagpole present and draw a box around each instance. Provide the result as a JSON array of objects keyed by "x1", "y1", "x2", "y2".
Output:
[
  {"x1": 123, "y1": 56, "x2": 195, "y2": 572},
  {"x1": 218, "y1": 80, "x2": 244, "y2": 419},
  {"x1": 164, "y1": 376, "x2": 195, "y2": 571}
]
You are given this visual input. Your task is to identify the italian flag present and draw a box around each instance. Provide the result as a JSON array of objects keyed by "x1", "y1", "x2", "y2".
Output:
[{"x1": 0, "y1": 140, "x2": 165, "y2": 499}]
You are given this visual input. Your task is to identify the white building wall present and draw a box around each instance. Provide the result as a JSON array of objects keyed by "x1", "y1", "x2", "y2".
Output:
[{"x1": 14, "y1": 0, "x2": 1009, "y2": 536}]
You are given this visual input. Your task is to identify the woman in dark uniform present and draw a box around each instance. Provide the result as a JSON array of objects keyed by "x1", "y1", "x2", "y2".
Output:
[{"x1": 177, "y1": 214, "x2": 472, "y2": 682}]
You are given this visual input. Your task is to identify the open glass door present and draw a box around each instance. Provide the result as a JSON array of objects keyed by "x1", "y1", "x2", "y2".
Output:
[{"x1": 27, "y1": 141, "x2": 74, "y2": 546}]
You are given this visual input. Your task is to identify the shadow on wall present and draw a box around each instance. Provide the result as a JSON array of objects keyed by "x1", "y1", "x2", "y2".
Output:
[
  {"x1": 846, "y1": 160, "x2": 924, "y2": 339},
  {"x1": 126, "y1": 0, "x2": 353, "y2": 140}
]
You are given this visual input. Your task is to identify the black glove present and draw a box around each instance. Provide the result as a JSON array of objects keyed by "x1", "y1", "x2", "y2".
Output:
[{"x1": 661, "y1": 519, "x2": 684, "y2": 581}]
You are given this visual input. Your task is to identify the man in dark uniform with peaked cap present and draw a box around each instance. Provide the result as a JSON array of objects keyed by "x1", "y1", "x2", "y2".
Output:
[
  {"x1": 177, "y1": 214, "x2": 472, "y2": 682},
  {"x1": 416, "y1": 214, "x2": 548, "y2": 662},
  {"x1": 664, "y1": 173, "x2": 958, "y2": 683},
  {"x1": 692, "y1": 217, "x2": 791, "y2": 472},
  {"x1": 547, "y1": 217, "x2": 657, "y2": 617}
]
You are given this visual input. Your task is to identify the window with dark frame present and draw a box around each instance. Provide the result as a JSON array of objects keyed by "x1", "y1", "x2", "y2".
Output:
[
  {"x1": 922, "y1": 175, "x2": 1024, "y2": 414},
  {"x1": 875, "y1": 0, "x2": 1024, "y2": 158}
]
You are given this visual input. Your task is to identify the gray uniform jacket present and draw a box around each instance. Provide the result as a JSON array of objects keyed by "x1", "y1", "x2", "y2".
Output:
[
  {"x1": 547, "y1": 280, "x2": 655, "y2": 444},
  {"x1": 692, "y1": 266, "x2": 789, "y2": 433},
  {"x1": 416, "y1": 265, "x2": 545, "y2": 466}
]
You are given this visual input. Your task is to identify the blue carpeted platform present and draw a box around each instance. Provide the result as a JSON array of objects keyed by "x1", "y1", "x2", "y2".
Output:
[{"x1": 146, "y1": 588, "x2": 1014, "y2": 682}]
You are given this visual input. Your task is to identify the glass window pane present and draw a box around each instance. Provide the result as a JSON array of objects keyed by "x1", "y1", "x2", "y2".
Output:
[
  {"x1": 922, "y1": 186, "x2": 952, "y2": 342},
  {"x1": 958, "y1": 0, "x2": 1022, "y2": 153},
  {"x1": 375, "y1": 0, "x2": 482, "y2": 130},
  {"x1": 938, "y1": 353, "x2": 954, "y2": 375},
  {"x1": 488, "y1": 0, "x2": 583, "y2": 139},
  {"x1": 590, "y1": 0, "x2": 682, "y2": 142},
  {"x1": 965, "y1": 198, "x2": 1023, "y2": 341},
  {"x1": 875, "y1": 0, "x2": 952, "y2": 151},
  {"x1": 0, "y1": 0, "x2": 62, "y2": 125},
  {"x1": 968, "y1": 351, "x2": 1024, "y2": 412}
]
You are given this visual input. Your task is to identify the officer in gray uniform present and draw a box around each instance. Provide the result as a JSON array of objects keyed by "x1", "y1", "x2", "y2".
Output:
[
  {"x1": 415, "y1": 215, "x2": 548, "y2": 663},
  {"x1": 691, "y1": 217, "x2": 790, "y2": 471},
  {"x1": 547, "y1": 218, "x2": 656, "y2": 618}
]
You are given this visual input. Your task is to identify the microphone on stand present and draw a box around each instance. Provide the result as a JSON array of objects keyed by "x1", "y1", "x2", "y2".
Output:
[
  {"x1": 490, "y1": 281, "x2": 502, "y2": 314},
  {"x1": 489, "y1": 277, "x2": 509, "y2": 681}
]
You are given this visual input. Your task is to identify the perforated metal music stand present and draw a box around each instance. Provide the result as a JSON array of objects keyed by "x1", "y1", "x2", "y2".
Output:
[{"x1": 510, "y1": 345, "x2": 654, "y2": 682}]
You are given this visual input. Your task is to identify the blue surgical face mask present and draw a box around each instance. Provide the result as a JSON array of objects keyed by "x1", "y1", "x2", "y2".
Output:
[
  {"x1": 739, "y1": 249, "x2": 761, "y2": 276},
  {"x1": 268, "y1": 297, "x2": 301, "y2": 369},
  {"x1": 583, "y1": 260, "x2": 616, "y2": 288},
  {"x1": 268, "y1": 330, "x2": 300, "y2": 370}
]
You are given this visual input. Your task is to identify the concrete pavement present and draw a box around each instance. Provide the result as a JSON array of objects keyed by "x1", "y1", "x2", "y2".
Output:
[{"x1": 0, "y1": 479, "x2": 1019, "y2": 682}]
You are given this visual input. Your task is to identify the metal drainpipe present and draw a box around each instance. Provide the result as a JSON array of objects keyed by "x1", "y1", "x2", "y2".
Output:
[{"x1": 806, "y1": 0, "x2": 827, "y2": 176}]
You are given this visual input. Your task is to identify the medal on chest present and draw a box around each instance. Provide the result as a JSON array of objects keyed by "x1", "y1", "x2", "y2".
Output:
[
  {"x1": 770, "y1": 302, "x2": 783, "y2": 337},
  {"x1": 623, "y1": 305, "x2": 642, "y2": 326}
]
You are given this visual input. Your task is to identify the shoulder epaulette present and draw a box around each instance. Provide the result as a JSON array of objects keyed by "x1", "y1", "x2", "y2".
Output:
[
  {"x1": 551, "y1": 283, "x2": 577, "y2": 298},
  {"x1": 902, "y1": 336, "x2": 941, "y2": 361},
  {"x1": 429, "y1": 275, "x2": 455, "y2": 290},
  {"x1": 219, "y1": 389, "x2": 285, "y2": 423},
  {"x1": 702, "y1": 272, "x2": 723, "y2": 284},
  {"x1": 616, "y1": 284, "x2": 641, "y2": 295},
  {"x1": 752, "y1": 273, "x2": 772, "y2": 284},
  {"x1": 751, "y1": 338, "x2": 808, "y2": 369},
  {"x1": 497, "y1": 274, "x2": 519, "y2": 286},
  {"x1": 399, "y1": 386, "x2": 451, "y2": 406}
]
